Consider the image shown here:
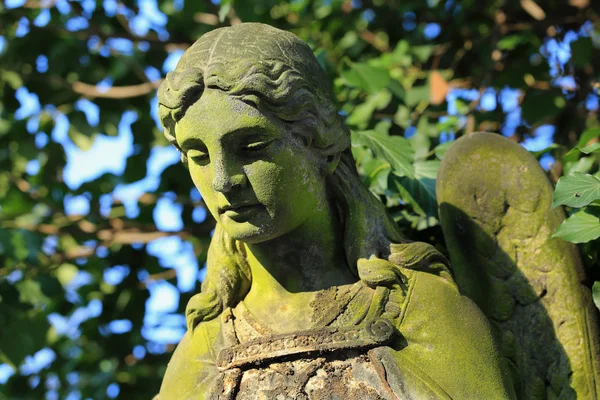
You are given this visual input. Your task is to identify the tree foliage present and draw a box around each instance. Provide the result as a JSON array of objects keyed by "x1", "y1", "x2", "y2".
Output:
[{"x1": 0, "y1": 0, "x2": 599, "y2": 399}]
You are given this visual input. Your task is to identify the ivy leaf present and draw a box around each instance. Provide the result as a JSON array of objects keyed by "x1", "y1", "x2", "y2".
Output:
[
  {"x1": 593, "y1": 282, "x2": 600, "y2": 311},
  {"x1": 552, "y1": 172, "x2": 600, "y2": 208},
  {"x1": 352, "y1": 130, "x2": 414, "y2": 178},
  {"x1": 553, "y1": 207, "x2": 600, "y2": 243}
]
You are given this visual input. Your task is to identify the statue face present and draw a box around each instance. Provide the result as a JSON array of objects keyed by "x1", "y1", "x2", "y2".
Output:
[{"x1": 176, "y1": 89, "x2": 329, "y2": 243}]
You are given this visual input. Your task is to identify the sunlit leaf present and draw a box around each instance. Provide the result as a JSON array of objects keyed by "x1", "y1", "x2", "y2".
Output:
[
  {"x1": 57, "y1": 263, "x2": 79, "y2": 287},
  {"x1": 553, "y1": 207, "x2": 600, "y2": 243},
  {"x1": 552, "y1": 172, "x2": 600, "y2": 208}
]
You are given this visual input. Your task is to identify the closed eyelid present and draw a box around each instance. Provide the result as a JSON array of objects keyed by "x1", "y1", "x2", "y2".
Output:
[
  {"x1": 187, "y1": 148, "x2": 208, "y2": 156},
  {"x1": 241, "y1": 136, "x2": 275, "y2": 147}
]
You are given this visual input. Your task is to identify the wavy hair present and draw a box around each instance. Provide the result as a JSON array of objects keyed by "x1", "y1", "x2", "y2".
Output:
[{"x1": 157, "y1": 23, "x2": 448, "y2": 329}]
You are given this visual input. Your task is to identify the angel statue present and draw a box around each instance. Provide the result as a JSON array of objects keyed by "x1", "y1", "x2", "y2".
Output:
[{"x1": 155, "y1": 23, "x2": 599, "y2": 399}]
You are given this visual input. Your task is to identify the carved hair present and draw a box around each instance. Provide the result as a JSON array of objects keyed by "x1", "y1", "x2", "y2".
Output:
[{"x1": 157, "y1": 24, "x2": 446, "y2": 329}]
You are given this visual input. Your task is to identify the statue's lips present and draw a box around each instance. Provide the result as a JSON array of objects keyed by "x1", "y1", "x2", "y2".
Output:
[{"x1": 219, "y1": 204, "x2": 262, "y2": 221}]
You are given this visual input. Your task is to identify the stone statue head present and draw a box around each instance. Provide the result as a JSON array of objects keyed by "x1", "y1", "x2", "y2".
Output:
[{"x1": 157, "y1": 23, "x2": 436, "y2": 327}]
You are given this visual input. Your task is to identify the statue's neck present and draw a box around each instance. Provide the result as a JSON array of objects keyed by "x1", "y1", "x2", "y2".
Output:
[{"x1": 243, "y1": 199, "x2": 356, "y2": 298}]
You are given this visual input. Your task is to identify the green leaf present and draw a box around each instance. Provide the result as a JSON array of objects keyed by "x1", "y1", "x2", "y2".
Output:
[
  {"x1": 581, "y1": 143, "x2": 600, "y2": 154},
  {"x1": 410, "y1": 130, "x2": 432, "y2": 161},
  {"x1": 593, "y1": 282, "x2": 600, "y2": 311},
  {"x1": 218, "y1": 2, "x2": 232, "y2": 22},
  {"x1": 434, "y1": 142, "x2": 453, "y2": 160},
  {"x1": 553, "y1": 172, "x2": 600, "y2": 208},
  {"x1": 346, "y1": 91, "x2": 391, "y2": 127},
  {"x1": 391, "y1": 40, "x2": 411, "y2": 66},
  {"x1": 389, "y1": 160, "x2": 440, "y2": 217},
  {"x1": 393, "y1": 105, "x2": 410, "y2": 128},
  {"x1": 411, "y1": 45, "x2": 434, "y2": 63},
  {"x1": 388, "y1": 79, "x2": 406, "y2": 101},
  {"x1": 564, "y1": 157, "x2": 595, "y2": 176},
  {"x1": 405, "y1": 85, "x2": 429, "y2": 107},
  {"x1": 577, "y1": 128, "x2": 600, "y2": 148},
  {"x1": 352, "y1": 130, "x2": 414, "y2": 178},
  {"x1": 1, "y1": 70, "x2": 23, "y2": 89},
  {"x1": 553, "y1": 207, "x2": 600, "y2": 243},
  {"x1": 342, "y1": 63, "x2": 390, "y2": 94},
  {"x1": 16, "y1": 280, "x2": 51, "y2": 306},
  {"x1": 564, "y1": 142, "x2": 600, "y2": 159},
  {"x1": 346, "y1": 101, "x2": 376, "y2": 127},
  {"x1": 497, "y1": 34, "x2": 529, "y2": 50},
  {"x1": 57, "y1": 263, "x2": 79, "y2": 287},
  {"x1": 530, "y1": 143, "x2": 561, "y2": 157},
  {"x1": 361, "y1": 156, "x2": 391, "y2": 193}
]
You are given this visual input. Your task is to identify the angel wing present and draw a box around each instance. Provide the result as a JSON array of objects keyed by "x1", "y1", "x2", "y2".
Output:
[{"x1": 436, "y1": 132, "x2": 600, "y2": 399}]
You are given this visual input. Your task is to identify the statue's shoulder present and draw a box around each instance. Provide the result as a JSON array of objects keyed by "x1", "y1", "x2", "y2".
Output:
[
  {"x1": 384, "y1": 245, "x2": 516, "y2": 399},
  {"x1": 385, "y1": 243, "x2": 478, "y2": 330},
  {"x1": 158, "y1": 313, "x2": 230, "y2": 399}
]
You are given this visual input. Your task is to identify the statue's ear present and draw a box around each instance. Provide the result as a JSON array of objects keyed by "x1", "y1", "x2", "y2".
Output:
[{"x1": 325, "y1": 153, "x2": 341, "y2": 175}]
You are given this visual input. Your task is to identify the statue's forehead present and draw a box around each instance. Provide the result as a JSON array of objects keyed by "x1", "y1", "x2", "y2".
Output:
[{"x1": 175, "y1": 89, "x2": 274, "y2": 142}]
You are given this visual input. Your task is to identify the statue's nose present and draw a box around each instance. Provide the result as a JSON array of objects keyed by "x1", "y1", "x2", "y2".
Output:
[{"x1": 211, "y1": 158, "x2": 247, "y2": 193}]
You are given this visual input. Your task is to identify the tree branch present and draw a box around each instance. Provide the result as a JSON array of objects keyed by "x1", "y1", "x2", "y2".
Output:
[{"x1": 72, "y1": 80, "x2": 163, "y2": 99}]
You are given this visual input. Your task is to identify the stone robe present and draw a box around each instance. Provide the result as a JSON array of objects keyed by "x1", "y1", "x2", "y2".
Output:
[{"x1": 158, "y1": 263, "x2": 515, "y2": 399}]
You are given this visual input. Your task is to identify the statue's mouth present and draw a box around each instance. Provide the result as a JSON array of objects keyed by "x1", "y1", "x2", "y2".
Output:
[
  {"x1": 219, "y1": 202, "x2": 259, "y2": 213},
  {"x1": 219, "y1": 203, "x2": 262, "y2": 221}
]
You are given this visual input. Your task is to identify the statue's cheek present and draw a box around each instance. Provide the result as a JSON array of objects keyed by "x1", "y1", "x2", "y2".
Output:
[{"x1": 189, "y1": 165, "x2": 218, "y2": 213}]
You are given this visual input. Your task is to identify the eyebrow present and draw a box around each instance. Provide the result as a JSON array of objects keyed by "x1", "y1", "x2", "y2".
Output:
[
  {"x1": 179, "y1": 136, "x2": 206, "y2": 152},
  {"x1": 178, "y1": 126, "x2": 275, "y2": 151}
]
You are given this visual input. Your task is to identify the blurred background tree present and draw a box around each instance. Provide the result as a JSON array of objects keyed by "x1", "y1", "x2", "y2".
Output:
[{"x1": 0, "y1": 0, "x2": 598, "y2": 399}]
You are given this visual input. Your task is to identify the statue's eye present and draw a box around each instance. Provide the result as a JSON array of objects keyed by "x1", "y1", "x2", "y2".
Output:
[{"x1": 187, "y1": 149, "x2": 209, "y2": 165}]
